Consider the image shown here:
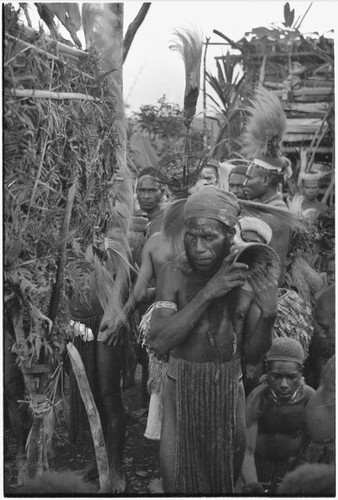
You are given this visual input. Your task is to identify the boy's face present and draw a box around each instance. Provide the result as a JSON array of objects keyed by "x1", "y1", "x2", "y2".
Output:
[
  {"x1": 267, "y1": 361, "x2": 302, "y2": 401},
  {"x1": 302, "y1": 180, "x2": 319, "y2": 201},
  {"x1": 197, "y1": 167, "x2": 218, "y2": 187}
]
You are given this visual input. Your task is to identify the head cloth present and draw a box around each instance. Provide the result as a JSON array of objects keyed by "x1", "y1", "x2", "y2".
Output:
[
  {"x1": 266, "y1": 337, "x2": 304, "y2": 365},
  {"x1": 184, "y1": 186, "x2": 240, "y2": 228}
]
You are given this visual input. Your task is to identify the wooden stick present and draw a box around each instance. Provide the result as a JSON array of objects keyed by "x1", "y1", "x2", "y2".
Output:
[
  {"x1": 66, "y1": 342, "x2": 110, "y2": 493},
  {"x1": 9, "y1": 89, "x2": 100, "y2": 102}
]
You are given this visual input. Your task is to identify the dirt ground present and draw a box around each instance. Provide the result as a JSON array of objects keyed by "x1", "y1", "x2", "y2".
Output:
[{"x1": 4, "y1": 365, "x2": 161, "y2": 495}]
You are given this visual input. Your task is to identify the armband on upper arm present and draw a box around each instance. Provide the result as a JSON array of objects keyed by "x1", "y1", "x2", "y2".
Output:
[{"x1": 138, "y1": 301, "x2": 178, "y2": 348}]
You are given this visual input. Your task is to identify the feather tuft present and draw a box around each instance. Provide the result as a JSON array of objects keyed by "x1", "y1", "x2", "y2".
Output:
[
  {"x1": 162, "y1": 199, "x2": 187, "y2": 256},
  {"x1": 169, "y1": 27, "x2": 204, "y2": 126},
  {"x1": 241, "y1": 86, "x2": 287, "y2": 160}
]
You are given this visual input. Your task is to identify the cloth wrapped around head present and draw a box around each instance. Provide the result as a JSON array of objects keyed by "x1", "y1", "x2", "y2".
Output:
[
  {"x1": 238, "y1": 216, "x2": 273, "y2": 244},
  {"x1": 184, "y1": 186, "x2": 240, "y2": 227},
  {"x1": 266, "y1": 337, "x2": 304, "y2": 365}
]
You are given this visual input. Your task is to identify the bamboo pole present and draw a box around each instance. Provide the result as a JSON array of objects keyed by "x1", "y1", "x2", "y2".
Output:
[
  {"x1": 19, "y1": 22, "x2": 87, "y2": 59},
  {"x1": 306, "y1": 104, "x2": 333, "y2": 171},
  {"x1": 321, "y1": 177, "x2": 335, "y2": 205},
  {"x1": 5, "y1": 33, "x2": 95, "y2": 80},
  {"x1": 259, "y1": 53, "x2": 267, "y2": 85},
  {"x1": 10, "y1": 89, "x2": 100, "y2": 102},
  {"x1": 202, "y1": 36, "x2": 210, "y2": 150},
  {"x1": 66, "y1": 342, "x2": 110, "y2": 493}
]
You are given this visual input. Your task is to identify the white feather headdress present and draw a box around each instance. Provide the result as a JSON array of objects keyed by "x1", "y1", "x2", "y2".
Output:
[{"x1": 241, "y1": 86, "x2": 291, "y2": 177}]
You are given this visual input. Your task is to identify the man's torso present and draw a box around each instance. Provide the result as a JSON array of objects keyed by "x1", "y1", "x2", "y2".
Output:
[{"x1": 170, "y1": 260, "x2": 253, "y2": 362}]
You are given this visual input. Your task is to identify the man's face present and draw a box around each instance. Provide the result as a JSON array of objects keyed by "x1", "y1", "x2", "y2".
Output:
[
  {"x1": 228, "y1": 173, "x2": 246, "y2": 199},
  {"x1": 136, "y1": 176, "x2": 162, "y2": 212},
  {"x1": 267, "y1": 361, "x2": 302, "y2": 401},
  {"x1": 184, "y1": 217, "x2": 233, "y2": 273},
  {"x1": 314, "y1": 295, "x2": 335, "y2": 343},
  {"x1": 327, "y1": 260, "x2": 335, "y2": 286},
  {"x1": 198, "y1": 167, "x2": 218, "y2": 187},
  {"x1": 243, "y1": 165, "x2": 268, "y2": 200},
  {"x1": 302, "y1": 180, "x2": 319, "y2": 201}
]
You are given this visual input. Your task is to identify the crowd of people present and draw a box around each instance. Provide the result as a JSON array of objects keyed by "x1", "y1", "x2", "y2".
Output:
[
  {"x1": 64, "y1": 147, "x2": 335, "y2": 495},
  {"x1": 30, "y1": 87, "x2": 333, "y2": 495}
]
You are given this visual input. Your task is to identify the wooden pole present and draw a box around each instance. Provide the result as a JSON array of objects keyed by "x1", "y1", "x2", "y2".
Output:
[
  {"x1": 66, "y1": 342, "x2": 110, "y2": 493},
  {"x1": 202, "y1": 36, "x2": 210, "y2": 150}
]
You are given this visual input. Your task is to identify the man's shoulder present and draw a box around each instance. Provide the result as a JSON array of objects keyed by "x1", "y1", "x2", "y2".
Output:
[
  {"x1": 246, "y1": 383, "x2": 267, "y2": 424},
  {"x1": 158, "y1": 258, "x2": 184, "y2": 277},
  {"x1": 303, "y1": 384, "x2": 316, "y2": 401}
]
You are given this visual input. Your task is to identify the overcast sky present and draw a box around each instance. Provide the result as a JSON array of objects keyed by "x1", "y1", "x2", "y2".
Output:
[
  {"x1": 122, "y1": 1, "x2": 336, "y2": 114},
  {"x1": 14, "y1": 1, "x2": 337, "y2": 115}
]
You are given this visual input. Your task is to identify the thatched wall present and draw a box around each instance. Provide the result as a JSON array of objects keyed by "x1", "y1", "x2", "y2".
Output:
[{"x1": 4, "y1": 4, "x2": 123, "y2": 350}]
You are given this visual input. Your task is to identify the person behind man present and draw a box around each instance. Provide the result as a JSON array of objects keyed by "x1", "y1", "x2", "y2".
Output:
[
  {"x1": 277, "y1": 463, "x2": 335, "y2": 496},
  {"x1": 127, "y1": 168, "x2": 166, "y2": 398},
  {"x1": 237, "y1": 216, "x2": 272, "y2": 245},
  {"x1": 68, "y1": 249, "x2": 128, "y2": 493},
  {"x1": 149, "y1": 186, "x2": 278, "y2": 494},
  {"x1": 193, "y1": 158, "x2": 219, "y2": 191},
  {"x1": 135, "y1": 167, "x2": 165, "y2": 238},
  {"x1": 240, "y1": 87, "x2": 294, "y2": 282},
  {"x1": 304, "y1": 354, "x2": 335, "y2": 465},
  {"x1": 288, "y1": 172, "x2": 328, "y2": 220},
  {"x1": 242, "y1": 158, "x2": 293, "y2": 282},
  {"x1": 239, "y1": 338, "x2": 315, "y2": 495},
  {"x1": 304, "y1": 284, "x2": 335, "y2": 389},
  {"x1": 228, "y1": 165, "x2": 248, "y2": 199}
]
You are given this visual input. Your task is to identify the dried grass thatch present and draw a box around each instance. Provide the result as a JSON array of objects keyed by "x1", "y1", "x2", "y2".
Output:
[{"x1": 4, "y1": 4, "x2": 130, "y2": 345}]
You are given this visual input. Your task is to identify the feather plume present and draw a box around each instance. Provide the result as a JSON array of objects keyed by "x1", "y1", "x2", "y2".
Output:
[
  {"x1": 290, "y1": 256, "x2": 325, "y2": 302},
  {"x1": 240, "y1": 199, "x2": 304, "y2": 232},
  {"x1": 169, "y1": 27, "x2": 203, "y2": 127},
  {"x1": 241, "y1": 86, "x2": 287, "y2": 160},
  {"x1": 162, "y1": 199, "x2": 187, "y2": 256}
]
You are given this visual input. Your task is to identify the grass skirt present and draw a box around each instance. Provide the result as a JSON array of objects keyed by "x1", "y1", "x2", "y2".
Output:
[{"x1": 172, "y1": 356, "x2": 241, "y2": 494}]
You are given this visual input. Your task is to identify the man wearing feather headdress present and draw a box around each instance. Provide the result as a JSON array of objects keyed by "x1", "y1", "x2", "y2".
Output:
[
  {"x1": 149, "y1": 186, "x2": 278, "y2": 493},
  {"x1": 241, "y1": 87, "x2": 294, "y2": 281}
]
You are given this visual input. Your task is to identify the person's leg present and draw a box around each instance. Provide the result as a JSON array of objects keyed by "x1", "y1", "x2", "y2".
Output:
[
  {"x1": 233, "y1": 381, "x2": 246, "y2": 483},
  {"x1": 160, "y1": 377, "x2": 176, "y2": 492},
  {"x1": 96, "y1": 342, "x2": 126, "y2": 493},
  {"x1": 4, "y1": 330, "x2": 28, "y2": 484}
]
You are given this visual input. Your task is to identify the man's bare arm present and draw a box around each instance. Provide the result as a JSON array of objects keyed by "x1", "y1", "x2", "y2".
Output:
[
  {"x1": 240, "y1": 387, "x2": 262, "y2": 485},
  {"x1": 242, "y1": 268, "x2": 278, "y2": 364},
  {"x1": 149, "y1": 257, "x2": 250, "y2": 355},
  {"x1": 132, "y1": 239, "x2": 155, "y2": 303}
]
